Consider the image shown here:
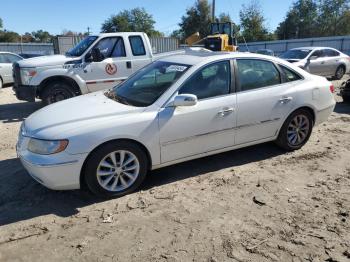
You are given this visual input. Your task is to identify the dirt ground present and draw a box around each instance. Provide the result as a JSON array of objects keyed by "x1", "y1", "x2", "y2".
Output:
[{"x1": 0, "y1": 78, "x2": 350, "y2": 262}]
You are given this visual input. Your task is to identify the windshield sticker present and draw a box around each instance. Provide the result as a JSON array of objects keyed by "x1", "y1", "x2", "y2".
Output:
[
  {"x1": 166, "y1": 65, "x2": 188, "y2": 73},
  {"x1": 105, "y1": 63, "x2": 118, "y2": 75}
]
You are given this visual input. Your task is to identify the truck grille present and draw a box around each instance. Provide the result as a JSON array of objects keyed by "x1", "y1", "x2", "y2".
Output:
[{"x1": 13, "y1": 62, "x2": 22, "y2": 85}]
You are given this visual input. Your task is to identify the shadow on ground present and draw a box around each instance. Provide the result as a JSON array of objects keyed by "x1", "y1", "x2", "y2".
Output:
[
  {"x1": 0, "y1": 100, "x2": 42, "y2": 123},
  {"x1": 0, "y1": 142, "x2": 283, "y2": 226}
]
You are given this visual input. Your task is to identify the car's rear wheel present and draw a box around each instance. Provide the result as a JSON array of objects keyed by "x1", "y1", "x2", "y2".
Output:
[
  {"x1": 276, "y1": 109, "x2": 313, "y2": 151},
  {"x1": 0, "y1": 78, "x2": 3, "y2": 89},
  {"x1": 84, "y1": 141, "x2": 148, "y2": 198},
  {"x1": 335, "y1": 65, "x2": 345, "y2": 80},
  {"x1": 41, "y1": 81, "x2": 75, "y2": 105}
]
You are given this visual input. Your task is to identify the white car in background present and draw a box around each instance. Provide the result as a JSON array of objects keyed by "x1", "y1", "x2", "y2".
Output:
[
  {"x1": 280, "y1": 47, "x2": 350, "y2": 80},
  {"x1": 0, "y1": 52, "x2": 23, "y2": 89},
  {"x1": 17, "y1": 52, "x2": 336, "y2": 197}
]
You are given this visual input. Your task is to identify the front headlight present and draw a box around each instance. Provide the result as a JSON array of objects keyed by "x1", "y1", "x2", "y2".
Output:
[
  {"x1": 20, "y1": 68, "x2": 37, "y2": 85},
  {"x1": 28, "y1": 138, "x2": 68, "y2": 155}
]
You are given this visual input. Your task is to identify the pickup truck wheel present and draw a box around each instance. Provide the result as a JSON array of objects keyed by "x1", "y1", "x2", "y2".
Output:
[
  {"x1": 41, "y1": 81, "x2": 75, "y2": 105},
  {"x1": 84, "y1": 141, "x2": 148, "y2": 198},
  {"x1": 335, "y1": 65, "x2": 345, "y2": 80},
  {"x1": 276, "y1": 109, "x2": 313, "y2": 151}
]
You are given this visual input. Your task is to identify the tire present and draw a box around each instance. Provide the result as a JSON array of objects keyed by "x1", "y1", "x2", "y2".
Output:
[
  {"x1": 335, "y1": 65, "x2": 345, "y2": 80},
  {"x1": 276, "y1": 109, "x2": 313, "y2": 151},
  {"x1": 0, "y1": 77, "x2": 3, "y2": 89},
  {"x1": 342, "y1": 94, "x2": 350, "y2": 103},
  {"x1": 84, "y1": 141, "x2": 148, "y2": 198},
  {"x1": 41, "y1": 81, "x2": 75, "y2": 105}
]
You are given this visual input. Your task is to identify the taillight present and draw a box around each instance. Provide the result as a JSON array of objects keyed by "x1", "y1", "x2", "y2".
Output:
[{"x1": 330, "y1": 85, "x2": 335, "y2": 93}]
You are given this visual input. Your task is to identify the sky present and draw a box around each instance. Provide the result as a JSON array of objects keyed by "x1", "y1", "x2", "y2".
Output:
[{"x1": 0, "y1": 0, "x2": 293, "y2": 36}]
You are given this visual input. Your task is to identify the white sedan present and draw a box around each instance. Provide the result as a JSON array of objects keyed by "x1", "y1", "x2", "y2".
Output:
[{"x1": 17, "y1": 52, "x2": 336, "y2": 197}]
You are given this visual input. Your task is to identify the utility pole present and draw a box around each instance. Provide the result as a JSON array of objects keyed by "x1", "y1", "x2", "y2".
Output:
[
  {"x1": 212, "y1": 0, "x2": 216, "y2": 21},
  {"x1": 87, "y1": 27, "x2": 91, "y2": 35}
]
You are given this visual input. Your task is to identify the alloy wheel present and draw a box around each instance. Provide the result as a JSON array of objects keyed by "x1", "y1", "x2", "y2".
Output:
[
  {"x1": 96, "y1": 150, "x2": 140, "y2": 192},
  {"x1": 287, "y1": 114, "x2": 310, "y2": 146}
]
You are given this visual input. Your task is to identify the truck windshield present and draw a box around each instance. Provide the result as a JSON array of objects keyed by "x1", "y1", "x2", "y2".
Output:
[
  {"x1": 106, "y1": 61, "x2": 191, "y2": 107},
  {"x1": 66, "y1": 36, "x2": 98, "y2": 57},
  {"x1": 280, "y1": 49, "x2": 312, "y2": 60}
]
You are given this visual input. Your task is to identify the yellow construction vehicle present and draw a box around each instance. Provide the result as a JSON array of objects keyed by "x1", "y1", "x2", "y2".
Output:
[{"x1": 185, "y1": 21, "x2": 239, "y2": 52}]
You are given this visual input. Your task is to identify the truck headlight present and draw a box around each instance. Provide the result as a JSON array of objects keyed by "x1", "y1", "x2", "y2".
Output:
[
  {"x1": 28, "y1": 138, "x2": 68, "y2": 155},
  {"x1": 20, "y1": 68, "x2": 37, "y2": 85}
]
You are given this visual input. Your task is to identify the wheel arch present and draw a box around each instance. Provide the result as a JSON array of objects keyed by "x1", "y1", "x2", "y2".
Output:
[
  {"x1": 79, "y1": 138, "x2": 153, "y2": 190},
  {"x1": 37, "y1": 76, "x2": 82, "y2": 98}
]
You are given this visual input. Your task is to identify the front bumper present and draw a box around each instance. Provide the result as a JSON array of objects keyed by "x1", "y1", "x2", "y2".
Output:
[
  {"x1": 17, "y1": 137, "x2": 88, "y2": 190},
  {"x1": 13, "y1": 84, "x2": 36, "y2": 102}
]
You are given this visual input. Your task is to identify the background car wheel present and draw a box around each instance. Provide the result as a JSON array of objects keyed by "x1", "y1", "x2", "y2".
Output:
[
  {"x1": 41, "y1": 81, "x2": 75, "y2": 105},
  {"x1": 84, "y1": 141, "x2": 148, "y2": 198},
  {"x1": 276, "y1": 109, "x2": 313, "y2": 151},
  {"x1": 335, "y1": 65, "x2": 345, "y2": 80},
  {"x1": 0, "y1": 78, "x2": 3, "y2": 89}
]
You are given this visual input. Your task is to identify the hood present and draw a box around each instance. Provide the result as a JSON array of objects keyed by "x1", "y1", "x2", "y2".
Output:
[
  {"x1": 18, "y1": 54, "x2": 78, "y2": 68},
  {"x1": 24, "y1": 92, "x2": 145, "y2": 138}
]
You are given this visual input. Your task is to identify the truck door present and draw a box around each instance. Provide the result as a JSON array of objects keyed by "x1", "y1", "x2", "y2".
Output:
[
  {"x1": 80, "y1": 36, "x2": 132, "y2": 93},
  {"x1": 128, "y1": 35, "x2": 153, "y2": 73}
]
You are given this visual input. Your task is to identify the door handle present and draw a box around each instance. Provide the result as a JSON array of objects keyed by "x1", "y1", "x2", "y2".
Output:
[
  {"x1": 218, "y1": 107, "x2": 235, "y2": 116},
  {"x1": 279, "y1": 97, "x2": 293, "y2": 104},
  {"x1": 126, "y1": 61, "x2": 132, "y2": 69}
]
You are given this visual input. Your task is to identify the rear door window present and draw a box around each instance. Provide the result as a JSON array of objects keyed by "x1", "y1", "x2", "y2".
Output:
[
  {"x1": 236, "y1": 59, "x2": 281, "y2": 91},
  {"x1": 324, "y1": 49, "x2": 340, "y2": 57},
  {"x1": 129, "y1": 36, "x2": 146, "y2": 56}
]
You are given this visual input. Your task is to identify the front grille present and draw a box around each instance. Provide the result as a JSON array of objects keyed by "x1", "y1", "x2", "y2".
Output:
[{"x1": 13, "y1": 62, "x2": 22, "y2": 86}]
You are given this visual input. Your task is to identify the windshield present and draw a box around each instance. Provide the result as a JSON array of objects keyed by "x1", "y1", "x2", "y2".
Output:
[
  {"x1": 106, "y1": 61, "x2": 191, "y2": 107},
  {"x1": 280, "y1": 49, "x2": 312, "y2": 60},
  {"x1": 211, "y1": 23, "x2": 232, "y2": 35},
  {"x1": 66, "y1": 36, "x2": 98, "y2": 57}
]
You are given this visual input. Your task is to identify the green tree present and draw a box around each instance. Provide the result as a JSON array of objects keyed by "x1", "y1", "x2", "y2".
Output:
[
  {"x1": 0, "y1": 30, "x2": 20, "y2": 42},
  {"x1": 0, "y1": 18, "x2": 3, "y2": 29},
  {"x1": 317, "y1": 0, "x2": 350, "y2": 36},
  {"x1": 239, "y1": 0, "x2": 270, "y2": 42},
  {"x1": 31, "y1": 30, "x2": 53, "y2": 42},
  {"x1": 218, "y1": 13, "x2": 232, "y2": 23},
  {"x1": 101, "y1": 8, "x2": 163, "y2": 37},
  {"x1": 177, "y1": 0, "x2": 212, "y2": 39},
  {"x1": 275, "y1": 0, "x2": 318, "y2": 39}
]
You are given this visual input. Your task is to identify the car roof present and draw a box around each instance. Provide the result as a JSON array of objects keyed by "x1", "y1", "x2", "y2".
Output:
[
  {"x1": 159, "y1": 50, "x2": 281, "y2": 66},
  {"x1": 291, "y1": 47, "x2": 338, "y2": 51}
]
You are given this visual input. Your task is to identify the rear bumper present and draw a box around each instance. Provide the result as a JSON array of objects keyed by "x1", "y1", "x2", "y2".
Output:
[
  {"x1": 315, "y1": 104, "x2": 335, "y2": 126},
  {"x1": 13, "y1": 84, "x2": 36, "y2": 102}
]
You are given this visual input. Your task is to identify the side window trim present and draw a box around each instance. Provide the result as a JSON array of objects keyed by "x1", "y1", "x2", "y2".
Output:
[
  {"x1": 234, "y1": 58, "x2": 282, "y2": 93},
  {"x1": 176, "y1": 59, "x2": 234, "y2": 102}
]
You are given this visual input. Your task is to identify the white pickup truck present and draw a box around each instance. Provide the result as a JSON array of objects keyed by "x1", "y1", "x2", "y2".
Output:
[{"x1": 13, "y1": 32, "x2": 182, "y2": 104}]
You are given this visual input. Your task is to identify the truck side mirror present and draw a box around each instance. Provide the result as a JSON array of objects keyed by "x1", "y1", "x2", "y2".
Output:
[{"x1": 91, "y1": 47, "x2": 104, "y2": 62}]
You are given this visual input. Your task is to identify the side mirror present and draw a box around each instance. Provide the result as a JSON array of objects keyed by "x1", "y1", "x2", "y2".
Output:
[
  {"x1": 91, "y1": 47, "x2": 104, "y2": 62},
  {"x1": 309, "y1": 55, "x2": 318, "y2": 61},
  {"x1": 171, "y1": 94, "x2": 198, "y2": 107}
]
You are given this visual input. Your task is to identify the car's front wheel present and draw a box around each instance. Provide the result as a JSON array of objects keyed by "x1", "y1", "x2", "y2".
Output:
[
  {"x1": 84, "y1": 141, "x2": 148, "y2": 198},
  {"x1": 276, "y1": 109, "x2": 313, "y2": 151}
]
